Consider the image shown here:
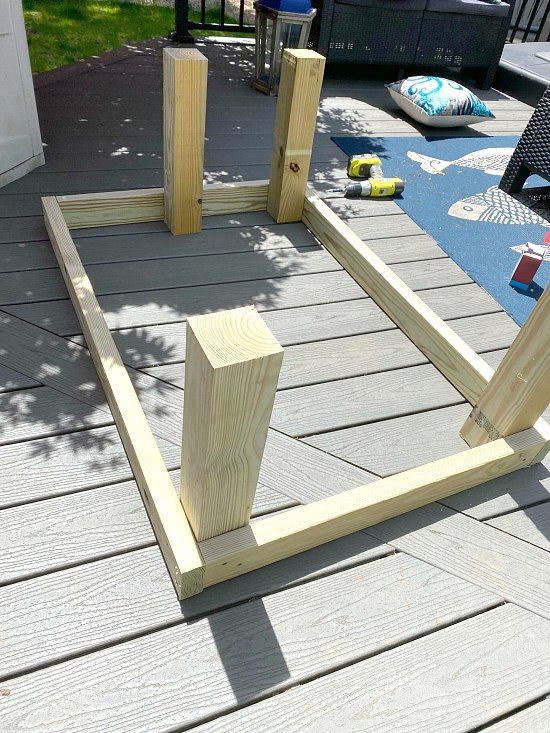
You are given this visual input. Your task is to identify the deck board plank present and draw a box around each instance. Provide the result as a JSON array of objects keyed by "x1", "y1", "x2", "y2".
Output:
[
  {"x1": 0, "y1": 38, "x2": 541, "y2": 733},
  {"x1": 4, "y1": 259, "x2": 472, "y2": 335},
  {"x1": 189, "y1": 606, "x2": 550, "y2": 733},
  {"x1": 486, "y1": 503, "x2": 550, "y2": 552},
  {"x1": 0, "y1": 554, "x2": 499, "y2": 726},
  {"x1": 142, "y1": 313, "x2": 517, "y2": 390},
  {"x1": 0, "y1": 472, "x2": 297, "y2": 586}
]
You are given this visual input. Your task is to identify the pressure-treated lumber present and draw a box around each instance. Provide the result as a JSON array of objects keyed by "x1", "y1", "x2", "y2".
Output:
[
  {"x1": 301, "y1": 189, "x2": 496, "y2": 405},
  {"x1": 267, "y1": 50, "x2": 325, "y2": 223},
  {"x1": 461, "y1": 285, "x2": 550, "y2": 447},
  {"x1": 181, "y1": 306, "x2": 283, "y2": 541},
  {"x1": 56, "y1": 181, "x2": 269, "y2": 229},
  {"x1": 41, "y1": 196, "x2": 205, "y2": 599},
  {"x1": 163, "y1": 48, "x2": 208, "y2": 235},
  {"x1": 199, "y1": 426, "x2": 549, "y2": 587}
]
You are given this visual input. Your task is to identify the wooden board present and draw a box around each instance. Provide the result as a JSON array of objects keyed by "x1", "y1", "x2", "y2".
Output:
[
  {"x1": 200, "y1": 427, "x2": 547, "y2": 587},
  {"x1": 306, "y1": 403, "x2": 473, "y2": 477},
  {"x1": 0, "y1": 473, "x2": 296, "y2": 586},
  {"x1": 365, "y1": 501, "x2": 550, "y2": 619},
  {"x1": 0, "y1": 246, "x2": 338, "y2": 305},
  {"x1": 0, "y1": 227, "x2": 442, "y2": 276},
  {"x1": 76, "y1": 284, "x2": 503, "y2": 369},
  {"x1": 486, "y1": 502, "x2": 550, "y2": 552},
  {"x1": 4, "y1": 260, "x2": 472, "y2": 336},
  {"x1": 188, "y1": 606, "x2": 549, "y2": 733},
  {"x1": 181, "y1": 306, "x2": 283, "y2": 540},
  {"x1": 461, "y1": 285, "x2": 550, "y2": 446},
  {"x1": 271, "y1": 362, "x2": 464, "y2": 437},
  {"x1": 0, "y1": 424, "x2": 177, "y2": 509},
  {"x1": 302, "y1": 190, "x2": 492, "y2": 405},
  {"x1": 162, "y1": 48, "x2": 207, "y2": 235},
  {"x1": 0, "y1": 385, "x2": 112, "y2": 444},
  {"x1": 42, "y1": 197, "x2": 204, "y2": 598},
  {"x1": 0, "y1": 363, "x2": 40, "y2": 393},
  {"x1": 0, "y1": 532, "x2": 392, "y2": 680},
  {"x1": 483, "y1": 699, "x2": 550, "y2": 732},
  {"x1": 143, "y1": 315, "x2": 516, "y2": 392},
  {"x1": 0, "y1": 554, "x2": 499, "y2": 728}
]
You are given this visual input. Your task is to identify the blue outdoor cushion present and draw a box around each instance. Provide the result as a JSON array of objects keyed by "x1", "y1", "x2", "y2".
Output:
[
  {"x1": 426, "y1": 0, "x2": 510, "y2": 16},
  {"x1": 386, "y1": 76, "x2": 495, "y2": 127}
]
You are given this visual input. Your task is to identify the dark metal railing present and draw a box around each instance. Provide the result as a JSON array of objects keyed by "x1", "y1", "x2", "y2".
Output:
[
  {"x1": 172, "y1": 0, "x2": 255, "y2": 42},
  {"x1": 509, "y1": 0, "x2": 550, "y2": 42}
]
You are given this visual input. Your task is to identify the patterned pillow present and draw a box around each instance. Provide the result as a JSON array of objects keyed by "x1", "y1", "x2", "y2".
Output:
[{"x1": 386, "y1": 76, "x2": 495, "y2": 127}]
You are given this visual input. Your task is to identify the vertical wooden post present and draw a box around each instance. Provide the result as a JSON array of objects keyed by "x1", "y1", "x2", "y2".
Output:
[
  {"x1": 163, "y1": 47, "x2": 207, "y2": 235},
  {"x1": 267, "y1": 49, "x2": 325, "y2": 223},
  {"x1": 461, "y1": 285, "x2": 550, "y2": 447},
  {"x1": 181, "y1": 305, "x2": 284, "y2": 541}
]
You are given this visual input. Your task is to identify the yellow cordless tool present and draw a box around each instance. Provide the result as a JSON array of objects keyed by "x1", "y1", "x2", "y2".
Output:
[
  {"x1": 347, "y1": 154, "x2": 382, "y2": 179},
  {"x1": 335, "y1": 152, "x2": 405, "y2": 198}
]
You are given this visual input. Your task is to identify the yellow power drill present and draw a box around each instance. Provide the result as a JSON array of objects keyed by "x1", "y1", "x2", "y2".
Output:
[{"x1": 336, "y1": 153, "x2": 405, "y2": 198}]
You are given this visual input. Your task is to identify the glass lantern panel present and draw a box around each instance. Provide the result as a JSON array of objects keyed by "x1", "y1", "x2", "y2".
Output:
[{"x1": 262, "y1": 19, "x2": 306, "y2": 86}]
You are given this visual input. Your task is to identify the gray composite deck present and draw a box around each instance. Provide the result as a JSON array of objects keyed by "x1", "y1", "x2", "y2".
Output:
[{"x1": 1, "y1": 38, "x2": 550, "y2": 732}]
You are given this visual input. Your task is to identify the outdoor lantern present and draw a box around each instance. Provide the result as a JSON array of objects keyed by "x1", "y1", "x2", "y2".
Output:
[{"x1": 252, "y1": 0, "x2": 317, "y2": 95}]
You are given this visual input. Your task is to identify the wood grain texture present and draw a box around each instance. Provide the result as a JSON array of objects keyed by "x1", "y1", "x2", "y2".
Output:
[
  {"x1": 267, "y1": 50, "x2": 325, "y2": 223},
  {"x1": 191, "y1": 606, "x2": 550, "y2": 733},
  {"x1": 0, "y1": 473, "x2": 296, "y2": 585},
  {"x1": 0, "y1": 385, "x2": 112, "y2": 444},
  {"x1": 306, "y1": 403, "x2": 473, "y2": 477},
  {"x1": 0, "y1": 424, "x2": 178, "y2": 508},
  {"x1": 0, "y1": 554, "x2": 499, "y2": 730},
  {"x1": 0, "y1": 532, "x2": 391, "y2": 680},
  {"x1": 182, "y1": 307, "x2": 283, "y2": 540},
  {"x1": 42, "y1": 197, "x2": 204, "y2": 598},
  {"x1": 88, "y1": 284, "x2": 503, "y2": 369},
  {"x1": 163, "y1": 48, "x2": 207, "y2": 234},
  {"x1": 302, "y1": 190, "x2": 494, "y2": 405},
  {"x1": 0, "y1": 245, "x2": 339, "y2": 305},
  {"x1": 143, "y1": 314, "x2": 518, "y2": 392},
  {"x1": 461, "y1": 285, "x2": 550, "y2": 447},
  {"x1": 0, "y1": 364, "x2": 40, "y2": 393},
  {"x1": 4, "y1": 259, "x2": 472, "y2": 336},
  {"x1": 483, "y1": 698, "x2": 550, "y2": 732},
  {"x1": 486, "y1": 502, "x2": 550, "y2": 552},
  {"x1": 365, "y1": 501, "x2": 550, "y2": 619},
  {"x1": 56, "y1": 181, "x2": 269, "y2": 230},
  {"x1": 271, "y1": 362, "x2": 463, "y2": 437},
  {"x1": 200, "y1": 427, "x2": 546, "y2": 587}
]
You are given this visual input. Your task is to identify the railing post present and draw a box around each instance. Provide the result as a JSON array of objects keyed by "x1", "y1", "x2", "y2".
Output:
[
  {"x1": 171, "y1": 0, "x2": 196, "y2": 43},
  {"x1": 460, "y1": 285, "x2": 550, "y2": 446},
  {"x1": 163, "y1": 47, "x2": 207, "y2": 235},
  {"x1": 180, "y1": 305, "x2": 284, "y2": 541},
  {"x1": 267, "y1": 49, "x2": 325, "y2": 223}
]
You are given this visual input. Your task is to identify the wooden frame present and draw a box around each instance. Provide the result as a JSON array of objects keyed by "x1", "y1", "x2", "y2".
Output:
[{"x1": 42, "y1": 48, "x2": 550, "y2": 599}]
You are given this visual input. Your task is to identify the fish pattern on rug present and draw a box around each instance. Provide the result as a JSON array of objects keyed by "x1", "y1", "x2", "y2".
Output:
[
  {"x1": 331, "y1": 135, "x2": 550, "y2": 325},
  {"x1": 448, "y1": 186, "x2": 550, "y2": 226},
  {"x1": 407, "y1": 148, "x2": 514, "y2": 176}
]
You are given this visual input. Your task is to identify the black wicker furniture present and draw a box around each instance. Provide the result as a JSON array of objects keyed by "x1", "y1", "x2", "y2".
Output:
[
  {"x1": 310, "y1": 0, "x2": 515, "y2": 89},
  {"x1": 311, "y1": 0, "x2": 427, "y2": 66},
  {"x1": 500, "y1": 85, "x2": 550, "y2": 194},
  {"x1": 416, "y1": 0, "x2": 516, "y2": 89}
]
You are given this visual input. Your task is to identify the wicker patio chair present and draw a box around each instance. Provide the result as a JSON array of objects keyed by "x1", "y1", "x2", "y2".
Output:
[
  {"x1": 310, "y1": 0, "x2": 427, "y2": 66},
  {"x1": 415, "y1": 0, "x2": 516, "y2": 89},
  {"x1": 500, "y1": 85, "x2": 550, "y2": 194}
]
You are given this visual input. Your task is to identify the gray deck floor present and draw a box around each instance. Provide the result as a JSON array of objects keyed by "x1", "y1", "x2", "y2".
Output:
[{"x1": 1, "y1": 38, "x2": 550, "y2": 732}]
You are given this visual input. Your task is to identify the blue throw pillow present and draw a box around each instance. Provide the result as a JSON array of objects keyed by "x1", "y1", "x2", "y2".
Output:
[{"x1": 386, "y1": 76, "x2": 495, "y2": 127}]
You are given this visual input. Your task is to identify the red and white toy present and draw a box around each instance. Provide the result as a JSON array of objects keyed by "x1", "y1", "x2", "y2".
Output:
[{"x1": 509, "y1": 234, "x2": 549, "y2": 291}]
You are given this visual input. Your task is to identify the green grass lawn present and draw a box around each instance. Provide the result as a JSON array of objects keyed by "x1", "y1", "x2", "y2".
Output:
[{"x1": 23, "y1": 0, "x2": 247, "y2": 73}]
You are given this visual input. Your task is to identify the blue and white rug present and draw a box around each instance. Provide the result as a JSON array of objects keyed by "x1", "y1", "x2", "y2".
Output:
[{"x1": 332, "y1": 135, "x2": 550, "y2": 325}]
